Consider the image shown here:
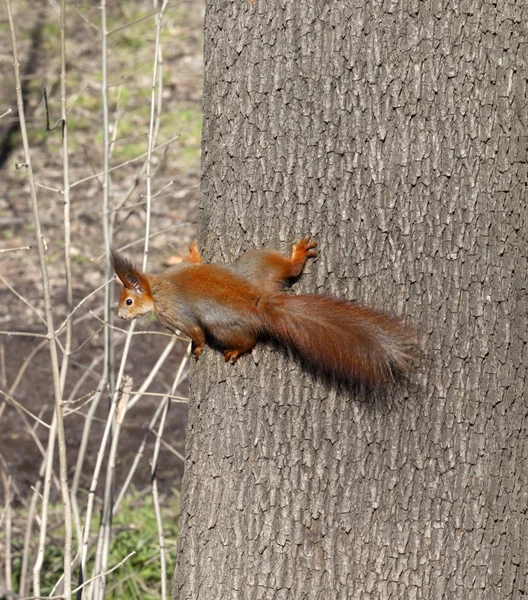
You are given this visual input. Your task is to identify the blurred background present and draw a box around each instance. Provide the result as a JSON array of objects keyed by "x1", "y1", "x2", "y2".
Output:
[
  {"x1": 0, "y1": 0, "x2": 203, "y2": 518},
  {"x1": 0, "y1": 0, "x2": 204, "y2": 598}
]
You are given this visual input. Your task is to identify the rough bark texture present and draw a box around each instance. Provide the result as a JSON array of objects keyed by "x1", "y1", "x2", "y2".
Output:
[{"x1": 173, "y1": 1, "x2": 527, "y2": 598}]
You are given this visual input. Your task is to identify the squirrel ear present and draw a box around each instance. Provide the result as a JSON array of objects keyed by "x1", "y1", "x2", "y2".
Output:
[
  {"x1": 111, "y1": 249, "x2": 150, "y2": 294},
  {"x1": 123, "y1": 272, "x2": 149, "y2": 295}
]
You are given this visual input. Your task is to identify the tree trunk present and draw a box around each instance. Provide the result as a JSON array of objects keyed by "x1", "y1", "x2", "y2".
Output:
[{"x1": 173, "y1": 1, "x2": 527, "y2": 598}]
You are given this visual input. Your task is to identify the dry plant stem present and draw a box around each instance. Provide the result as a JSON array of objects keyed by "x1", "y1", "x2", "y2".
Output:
[
  {"x1": 0, "y1": 385, "x2": 62, "y2": 491},
  {"x1": 70, "y1": 369, "x2": 105, "y2": 567},
  {"x1": 0, "y1": 388, "x2": 51, "y2": 429},
  {"x1": 108, "y1": 9, "x2": 158, "y2": 35},
  {"x1": 5, "y1": 2, "x2": 73, "y2": 595},
  {"x1": 59, "y1": 0, "x2": 73, "y2": 397},
  {"x1": 0, "y1": 107, "x2": 13, "y2": 119},
  {"x1": 18, "y1": 477, "x2": 41, "y2": 596},
  {"x1": 126, "y1": 336, "x2": 177, "y2": 410},
  {"x1": 6, "y1": 338, "x2": 47, "y2": 396},
  {"x1": 105, "y1": 550, "x2": 170, "y2": 595},
  {"x1": 100, "y1": 0, "x2": 115, "y2": 400},
  {"x1": 54, "y1": 278, "x2": 114, "y2": 336},
  {"x1": 113, "y1": 338, "x2": 182, "y2": 511},
  {"x1": 150, "y1": 346, "x2": 190, "y2": 600},
  {"x1": 65, "y1": 355, "x2": 104, "y2": 541},
  {"x1": 0, "y1": 244, "x2": 31, "y2": 253},
  {"x1": 32, "y1": 413, "x2": 57, "y2": 597},
  {"x1": 70, "y1": 551, "x2": 136, "y2": 596},
  {"x1": 79, "y1": 323, "x2": 135, "y2": 595},
  {"x1": 142, "y1": 0, "x2": 169, "y2": 271},
  {"x1": 1, "y1": 468, "x2": 13, "y2": 594},
  {"x1": 129, "y1": 390, "x2": 188, "y2": 402},
  {"x1": 108, "y1": 85, "x2": 122, "y2": 159},
  {"x1": 0, "y1": 274, "x2": 46, "y2": 325},
  {"x1": 112, "y1": 399, "x2": 166, "y2": 512},
  {"x1": 49, "y1": 549, "x2": 136, "y2": 600},
  {"x1": 92, "y1": 379, "x2": 131, "y2": 600},
  {"x1": 0, "y1": 330, "x2": 49, "y2": 339},
  {"x1": 158, "y1": 437, "x2": 185, "y2": 462},
  {"x1": 70, "y1": 134, "x2": 179, "y2": 189}
]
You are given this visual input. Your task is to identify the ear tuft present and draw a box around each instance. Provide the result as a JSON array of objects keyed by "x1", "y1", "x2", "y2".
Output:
[
  {"x1": 111, "y1": 248, "x2": 149, "y2": 294},
  {"x1": 111, "y1": 248, "x2": 137, "y2": 279}
]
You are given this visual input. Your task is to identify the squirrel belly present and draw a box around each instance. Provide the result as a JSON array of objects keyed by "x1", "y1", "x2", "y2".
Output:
[{"x1": 256, "y1": 294, "x2": 415, "y2": 386}]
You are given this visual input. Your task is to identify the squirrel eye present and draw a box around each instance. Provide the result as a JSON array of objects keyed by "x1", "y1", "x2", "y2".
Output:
[{"x1": 126, "y1": 298, "x2": 133, "y2": 306}]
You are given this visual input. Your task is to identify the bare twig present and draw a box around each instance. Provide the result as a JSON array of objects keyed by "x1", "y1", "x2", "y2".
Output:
[
  {"x1": 0, "y1": 274, "x2": 46, "y2": 326},
  {"x1": 0, "y1": 388, "x2": 51, "y2": 429},
  {"x1": 71, "y1": 551, "x2": 136, "y2": 596},
  {"x1": 142, "y1": 0, "x2": 170, "y2": 273},
  {"x1": 0, "y1": 330, "x2": 48, "y2": 339},
  {"x1": 150, "y1": 340, "x2": 189, "y2": 600},
  {"x1": 129, "y1": 390, "x2": 188, "y2": 403},
  {"x1": 127, "y1": 336, "x2": 178, "y2": 411},
  {"x1": 49, "y1": 551, "x2": 137, "y2": 599},
  {"x1": 43, "y1": 87, "x2": 63, "y2": 131},
  {"x1": 92, "y1": 378, "x2": 132, "y2": 599},
  {"x1": 5, "y1": 0, "x2": 73, "y2": 594},
  {"x1": 58, "y1": 0, "x2": 75, "y2": 403},
  {"x1": 0, "y1": 244, "x2": 31, "y2": 253},
  {"x1": 54, "y1": 278, "x2": 114, "y2": 336},
  {"x1": 1, "y1": 464, "x2": 13, "y2": 595},
  {"x1": 108, "y1": 10, "x2": 158, "y2": 35},
  {"x1": 70, "y1": 135, "x2": 180, "y2": 188}
]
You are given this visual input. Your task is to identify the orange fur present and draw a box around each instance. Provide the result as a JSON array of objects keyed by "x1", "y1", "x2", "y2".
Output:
[{"x1": 111, "y1": 239, "x2": 417, "y2": 385}]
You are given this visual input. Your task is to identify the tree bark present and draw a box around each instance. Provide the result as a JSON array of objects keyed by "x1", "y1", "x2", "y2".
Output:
[{"x1": 173, "y1": 0, "x2": 527, "y2": 598}]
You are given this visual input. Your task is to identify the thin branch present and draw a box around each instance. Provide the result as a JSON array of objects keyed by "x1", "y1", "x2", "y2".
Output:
[
  {"x1": 0, "y1": 465, "x2": 13, "y2": 595},
  {"x1": 43, "y1": 87, "x2": 63, "y2": 131},
  {"x1": 0, "y1": 330, "x2": 49, "y2": 339},
  {"x1": 5, "y1": 0, "x2": 73, "y2": 594},
  {"x1": 71, "y1": 551, "x2": 136, "y2": 596},
  {"x1": 54, "y1": 277, "x2": 114, "y2": 336},
  {"x1": 88, "y1": 311, "x2": 186, "y2": 339},
  {"x1": 129, "y1": 390, "x2": 188, "y2": 403},
  {"x1": 0, "y1": 273, "x2": 46, "y2": 326},
  {"x1": 108, "y1": 10, "x2": 158, "y2": 35},
  {"x1": 157, "y1": 437, "x2": 185, "y2": 462},
  {"x1": 0, "y1": 244, "x2": 31, "y2": 253},
  {"x1": 33, "y1": 181, "x2": 63, "y2": 193},
  {"x1": 70, "y1": 134, "x2": 180, "y2": 188},
  {"x1": 73, "y1": 5, "x2": 100, "y2": 33},
  {"x1": 0, "y1": 389, "x2": 51, "y2": 430}
]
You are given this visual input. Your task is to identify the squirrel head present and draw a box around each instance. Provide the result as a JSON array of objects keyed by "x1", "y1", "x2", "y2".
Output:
[{"x1": 111, "y1": 250, "x2": 155, "y2": 320}]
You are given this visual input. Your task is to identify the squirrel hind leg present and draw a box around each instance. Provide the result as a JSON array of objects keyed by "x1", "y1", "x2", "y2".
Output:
[
  {"x1": 289, "y1": 237, "x2": 317, "y2": 278},
  {"x1": 189, "y1": 327, "x2": 206, "y2": 359}
]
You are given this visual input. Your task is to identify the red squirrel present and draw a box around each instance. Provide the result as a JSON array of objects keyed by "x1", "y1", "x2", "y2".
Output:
[{"x1": 111, "y1": 238, "x2": 416, "y2": 386}]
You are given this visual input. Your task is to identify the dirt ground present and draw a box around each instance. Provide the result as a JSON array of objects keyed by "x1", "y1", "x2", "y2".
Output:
[{"x1": 0, "y1": 0, "x2": 204, "y2": 501}]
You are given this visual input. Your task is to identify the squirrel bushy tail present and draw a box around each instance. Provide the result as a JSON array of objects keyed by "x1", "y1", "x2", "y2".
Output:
[{"x1": 257, "y1": 294, "x2": 416, "y2": 385}]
